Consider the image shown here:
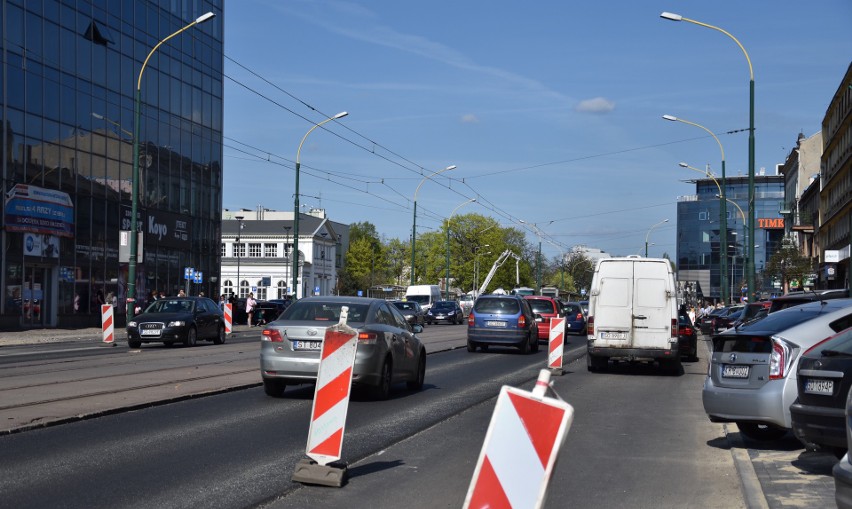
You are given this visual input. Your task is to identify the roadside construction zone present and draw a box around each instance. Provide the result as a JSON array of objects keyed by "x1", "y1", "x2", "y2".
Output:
[
  {"x1": 547, "y1": 317, "x2": 565, "y2": 376},
  {"x1": 464, "y1": 369, "x2": 574, "y2": 509},
  {"x1": 101, "y1": 304, "x2": 115, "y2": 345},
  {"x1": 224, "y1": 303, "x2": 233, "y2": 334},
  {"x1": 292, "y1": 306, "x2": 358, "y2": 488}
]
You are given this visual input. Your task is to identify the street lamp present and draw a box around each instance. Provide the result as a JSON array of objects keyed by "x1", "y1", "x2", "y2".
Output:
[
  {"x1": 446, "y1": 198, "x2": 476, "y2": 300},
  {"x1": 92, "y1": 112, "x2": 133, "y2": 138},
  {"x1": 474, "y1": 247, "x2": 491, "y2": 295},
  {"x1": 665, "y1": 114, "x2": 729, "y2": 304},
  {"x1": 645, "y1": 219, "x2": 669, "y2": 257},
  {"x1": 411, "y1": 165, "x2": 457, "y2": 285},
  {"x1": 661, "y1": 10, "x2": 756, "y2": 303},
  {"x1": 292, "y1": 111, "x2": 348, "y2": 300},
  {"x1": 234, "y1": 216, "x2": 244, "y2": 298},
  {"x1": 127, "y1": 10, "x2": 216, "y2": 320}
]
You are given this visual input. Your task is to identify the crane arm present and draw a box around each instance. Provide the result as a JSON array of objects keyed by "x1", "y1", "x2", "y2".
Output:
[{"x1": 478, "y1": 250, "x2": 520, "y2": 296}]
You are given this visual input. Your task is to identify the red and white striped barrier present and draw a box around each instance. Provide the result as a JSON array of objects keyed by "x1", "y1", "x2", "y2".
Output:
[
  {"x1": 224, "y1": 303, "x2": 233, "y2": 334},
  {"x1": 548, "y1": 317, "x2": 565, "y2": 374},
  {"x1": 464, "y1": 370, "x2": 574, "y2": 509},
  {"x1": 305, "y1": 306, "x2": 358, "y2": 466},
  {"x1": 101, "y1": 304, "x2": 114, "y2": 344}
]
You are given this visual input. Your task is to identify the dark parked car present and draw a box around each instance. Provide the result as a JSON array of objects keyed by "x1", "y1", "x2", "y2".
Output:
[
  {"x1": 698, "y1": 307, "x2": 727, "y2": 334},
  {"x1": 677, "y1": 314, "x2": 699, "y2": 362},
  {"x1": 427, "y1": 300, "x2": 465, "y2": 324},
  {"x1": 562, "y1": 301, "x2": 587, "y2": 336},
  {"x1": 260, "y1": 296, "x2": 426, "y2": 400},
  {"x1": 770, "y1": 289, "x2": 849, "y2": 313},
  {"x1": 392, "y1": 300, "x2": 427, "y2": 327},
  {"x1": 467, "y1": 294, "x2": 539, "y2": 353},
  {"x1": 731, "y1": 301, "x2": 771, "y2": 328},
  {"x1": 712, "y1": 306, "x2": 744, "y2": 333},
  {"x1": 791, "y1": 326, "x2": 852, "y2": 457},
  {"x1": 127, "y1": 297, "x2": 226, "y2": 348}
]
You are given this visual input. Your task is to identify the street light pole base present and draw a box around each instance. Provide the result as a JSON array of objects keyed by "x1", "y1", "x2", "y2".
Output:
[{"x1": 291, "y1": 458, "x2": 348, "y2": 487}]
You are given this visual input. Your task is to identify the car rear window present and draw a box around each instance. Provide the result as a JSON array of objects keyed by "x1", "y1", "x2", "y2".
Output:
[
  {"x1": 279, "y1": 302, "x2": 369, "y2": 323},
  {"x1": 713, "y1": 335, "x2": 774, "y2": 354},
  {"x1": 394, "y1": 302, "x2": 416, "y2": 311},
  {"x1": 564, "y1": 304, "x2": 581, "y2": 315},
  {"x1": 527, "y1": 300, "x2": 555, "y2": 314},
  {"x1": 810, "y1": 327, "x2": 852, "y2": 355},
  {"x1": 474, "y1": 298, "x2": 520, "y2": 314},
  {"x1": 433, "y1": 302, "x2": 454, "y2": 310}
]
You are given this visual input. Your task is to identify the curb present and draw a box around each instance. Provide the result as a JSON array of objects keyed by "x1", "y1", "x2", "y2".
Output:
[{"x1": 725, "y1": 423, "x2": 770, "y2": 509}]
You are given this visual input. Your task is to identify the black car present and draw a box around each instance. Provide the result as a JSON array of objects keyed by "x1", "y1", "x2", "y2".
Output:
[
  {"x1": 712, "y1": 306, "x2": 744, "y2": 333},
  {"x1": 127, "y1": 297, "x2": 226, "y2": 348},
  {"x1": 427, "y1": 300, "x2": 465, "y2": 324},
  {"x1": 770, "y1": 289, "x2": 850, "y2": 313},
  {"x1": 791, "y1": 326, "x2": 852, "y2": 457},
  {"x1": 562, "y1": 301, "x2": 587, "y2": 336},
  {"x1": 677, "y1": 314, "x2": 699, "y2": 362},
  {"x1": 698, "y1": 307, "x2": 727, "y2": 334},
  {"x1": 391, "y1": 300, "x2": 427, "y2": 327}
]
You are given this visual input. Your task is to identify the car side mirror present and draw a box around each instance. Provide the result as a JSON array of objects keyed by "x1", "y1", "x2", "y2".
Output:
[
  {"x1": 412, "y1": 324, "x2": 423, "y2": 334},
  {"x1": 534, "y1": 313, "x2": 543, "y2": 322}
]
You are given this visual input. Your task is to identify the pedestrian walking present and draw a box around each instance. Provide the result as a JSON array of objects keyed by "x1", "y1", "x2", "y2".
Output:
[
  {"x1": 246, "y1": 292, "x2": 257, "y2": 326},
  {"x1": 218, "y1": 294, "x2": 226, "y2": 311}
]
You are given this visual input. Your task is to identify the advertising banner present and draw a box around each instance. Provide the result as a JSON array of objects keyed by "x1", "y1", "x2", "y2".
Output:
[{"x1": 4, "y1": 184, "x2": 74, "y2": 237}]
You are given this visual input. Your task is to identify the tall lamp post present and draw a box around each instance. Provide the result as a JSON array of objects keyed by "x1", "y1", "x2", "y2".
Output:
[
  {"x1": 679, "y1": 161, "x2": 728, "y2": 302},
  {"x1": 411, "y1": 165, "x2": 457, "y2": 285},
  {"x1": 645, "y1": 219, "x2": 669, "y2": 257},
  {"x1": 719, "y1": 195, "x2": 748, "y2": 302},
  {"x1": 234, "y1": 216, "x2": 244, "y2": 298},
  {"x1": 661, "y1": 11, "x2": 756, "y2": 303},
  {"x1": 665, "y1": 114, "x2": 729, "y2": 304},
  {"x1": 292, "y1": 111, "x2": 348, "y2": 300},
  {"x1": 127, "y1": 11, "x2": 216, "y2": 320},
  {"x1": 445, "y1": 198, "x2": 476, "y2": 300}
]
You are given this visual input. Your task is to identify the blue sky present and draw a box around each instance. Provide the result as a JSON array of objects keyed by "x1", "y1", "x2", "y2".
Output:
[{"x1": 222, "y1": 1, "x2": 852, "y2": 260}]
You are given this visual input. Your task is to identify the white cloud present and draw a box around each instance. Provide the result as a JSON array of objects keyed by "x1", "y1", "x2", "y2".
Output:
[
  {"x1": 461, "y1": 114, "x2": 479, "y2": 123},
  {"x1": 575, "y1": 97, "x2": 616, "y2": 114}
]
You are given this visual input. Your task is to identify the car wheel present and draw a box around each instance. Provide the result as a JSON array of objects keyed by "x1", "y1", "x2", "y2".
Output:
[
  {"x1": 370, "y1": 358, "x2": 392, "y2": 400},
  {"x1": 587, "y1": 354, "x2": 608, "y2": 372},
  {"x1": 128, "y1": 339, "x2": 141, "y2": 349},
  {"x1": 736, "y1": 422, "x2": 788, "y2": 441},
  {"x1": 263, "y1": 379, "x2": 286, "y2": 397},
  {"x1": 407, "y1": 352, "x2": 426, "y2": 391},
  {"x1": 530, "y1": 332, "x2": 539, "y2": 353},
  {"x1": 467, "y1": 340, "x2": 477, "y2": 352},
  {"x1": 689, "y1": 341, "x2": 699, "y2": 362},
  {"x1": 518, "y1": 335, "x2": 530, "y2": 354},
  {"x1": 660, "y1": 357, "x2": 682, "y2": 374},
  {"x1": 184, "y1": 327, "x2": 197, "y2": 347},
  {"x1": 213, "y1": 325, "x2": 226, "y2": 345}
]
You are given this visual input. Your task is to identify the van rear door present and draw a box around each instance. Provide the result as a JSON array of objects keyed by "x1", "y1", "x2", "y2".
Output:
[
  {"x1": 593, "y1": 260, "x2": 633, "y2": 347},
  {"x1": 632, "y1": 264, "x2": 672, "y2": 349}
]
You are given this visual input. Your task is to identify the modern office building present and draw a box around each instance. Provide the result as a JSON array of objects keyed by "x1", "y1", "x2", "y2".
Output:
[
  {"x1": 676, "y1": 171, "x2": 785, "y2": 304},
  {"x1": 1, "y1": 1, "x2": 224, "y2": 329}
]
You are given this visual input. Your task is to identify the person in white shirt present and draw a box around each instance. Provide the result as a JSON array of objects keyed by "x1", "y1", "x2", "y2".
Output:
[{"x1": 246, "y1": 293, "x2": 257, "y2": 326}]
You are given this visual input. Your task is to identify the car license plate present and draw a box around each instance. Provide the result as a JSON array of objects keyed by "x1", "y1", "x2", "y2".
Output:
[
  {"x1": 600, "y1": 332, "x2": 625, "y2": 340},
  {"x1": 293, "y1": 340, "x2": 322, "y2": 351},
  {"x1": 722, "y1": 364, "x2": 749, "y2": 378},
  {"x1": 141, "y1": 329, "x2": 162, "y2": 336},
  {"x1": 485, "y1": 321, "x2": 506, "y2": 327},
  {"x1": 805, "y1": 378, "x2": 834, "y2": 395}
]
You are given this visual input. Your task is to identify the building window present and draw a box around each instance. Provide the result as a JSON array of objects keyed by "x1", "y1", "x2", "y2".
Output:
[
  {"x1": 278, "y1": 281, "x2": 288, "y2": 299},
  {"x1": 248, "y1": 243, "x2": 262, "y2": 257},
  {"x1": 221, "y1": 243, "x2": 226, "y2": 257},
  {"x1": 234, "y1": 243, "x2": 245, "y2": 258},
  {"x1": 264, "y1": 243, "x2": 278, "y2": 257},
  {"x1": 256, "y1": 281, "x2": 267, "y2": 300}
]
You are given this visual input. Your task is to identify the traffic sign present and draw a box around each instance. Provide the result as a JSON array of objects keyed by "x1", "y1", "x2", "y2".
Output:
[{"x1": 184, "y1": 267, "x2": 194, "y2": 280}]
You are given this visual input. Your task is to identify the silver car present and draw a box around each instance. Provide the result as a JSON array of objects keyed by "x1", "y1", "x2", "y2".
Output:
[
  {"x1": 703, "y1": 298, "x2": 852, "y2": 441},
  {"x1": 260, "y1": 296, "x2": 425, "y2": 400}
]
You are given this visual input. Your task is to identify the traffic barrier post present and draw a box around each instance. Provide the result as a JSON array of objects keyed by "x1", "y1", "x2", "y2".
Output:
[
  {"x1": 464, "y1": 369, "x2": 574, "y2": 509},
  {"x1": 292, "y1": 305, "x2": 358, "y2": 487},
  {"x1": 548, "y1": 317, "x2": 565, "y2": 375},
  {"x1": 224, "y1": 303, "x2": 233, "y2": 334},
  {"x1": 101, "y1": 304, "x2": 115, "y2": 346}
]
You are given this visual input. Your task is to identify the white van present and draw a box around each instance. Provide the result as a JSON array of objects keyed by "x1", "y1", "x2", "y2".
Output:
[
  {"x1": 405, "y1": 285, "x2": 442, "y2": 312},
  {"x1": 586, "y1": 256, "x2": 680, "y2": 373}
]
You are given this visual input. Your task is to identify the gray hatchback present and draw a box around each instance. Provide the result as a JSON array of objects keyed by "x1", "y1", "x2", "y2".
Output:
[
  {"x1": 703, "y1": 298, "x2": 852, "y2": 441},
  {"x1": 260, "y1": 296, "x2": 426, "y2": 400}
]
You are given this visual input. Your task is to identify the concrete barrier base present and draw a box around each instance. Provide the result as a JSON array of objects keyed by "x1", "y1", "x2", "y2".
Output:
[{"x1": 291, "y1": 458, "x2": 348, "y2": 487}]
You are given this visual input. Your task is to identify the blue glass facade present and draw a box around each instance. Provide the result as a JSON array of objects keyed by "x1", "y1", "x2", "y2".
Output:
[
  {"x1": 1, "y1": 0, "x2": 224, "y2": 328},
  {"x1": 677, "y1": 174, "x2": 785, "y2": 303}
]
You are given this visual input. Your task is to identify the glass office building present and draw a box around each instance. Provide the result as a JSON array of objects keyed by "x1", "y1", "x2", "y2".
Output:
[
  {"x1": 1, "y1": 0, "x2": 224, "y2": 329},
  {"x1": 677, "y1": 173, "x2": 785, "y2": 304}
]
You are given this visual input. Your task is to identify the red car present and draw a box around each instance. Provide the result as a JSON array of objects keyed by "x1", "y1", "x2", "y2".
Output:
[{"x1": 523, "y1": 296, "x2": 561, "y2": 342}]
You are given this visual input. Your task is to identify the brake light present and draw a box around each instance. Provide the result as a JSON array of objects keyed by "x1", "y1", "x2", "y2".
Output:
[
  {"x1": 468, "y1": 312, "x2": 475, "y2": 327},
  {"x1": 262, "y1": 329, "x2": 283, "y2": 342},
  {"x1": 518, "y1": 314, "x2": 526, "y2": 328},
  {"x1": 576, "y1": 313, "x2": 583, "y2": 321},
  {"x1": 769, "y1": 337, "x2": 792, "y2": 380},
  {"x1": 588, "y1": 316, "x2": 594, "y2": 336},
  {"x1": 358, "y1": 332, "x2": 378, "y2": 345},
  {"x1": 671, "y1": 318, "x2": 677, "y2": 338}
]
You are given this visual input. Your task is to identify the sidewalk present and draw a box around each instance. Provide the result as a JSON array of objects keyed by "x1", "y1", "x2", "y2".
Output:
[{"x1": 0, "y1": 324, "x2": 256, "y2": 346}]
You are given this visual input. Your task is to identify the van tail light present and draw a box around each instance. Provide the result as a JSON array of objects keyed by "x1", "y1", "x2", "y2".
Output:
[
  {"x1": 518, "y1": 314, "x2": 526, "y2": 329},
  {"x1": 588, "y1": 316, "x2": 594, "y2": 336},
  {"x1": 468, "y1": 312, "x2": 475, "y2": 327},
  {"x1": 262, "y1": 329, "x2": 284, "y2": 342},
  {"x1": 671, "y1": 318, "x2": 678, "y2": 338},
  {"x1": 358, "y1": 332, "x2": 378, "y2": 345},
  {"x1": 769, "y1": 337, "x2": 793, "y2": 380}
]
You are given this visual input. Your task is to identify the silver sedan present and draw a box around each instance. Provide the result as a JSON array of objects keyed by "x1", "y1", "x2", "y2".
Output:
[{"x1": 260, "y1": 296, "x2": 425, "y2": 400}]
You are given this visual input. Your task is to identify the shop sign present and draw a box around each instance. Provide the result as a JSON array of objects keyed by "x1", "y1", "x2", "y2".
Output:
[{"x1": 4, "y1": 184, "x2": 74, "y2": 237}]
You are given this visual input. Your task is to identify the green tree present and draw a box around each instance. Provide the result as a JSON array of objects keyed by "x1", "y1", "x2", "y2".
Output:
[{"x1": 764, "y1": 235, "x2": 813, "y2": 294}]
